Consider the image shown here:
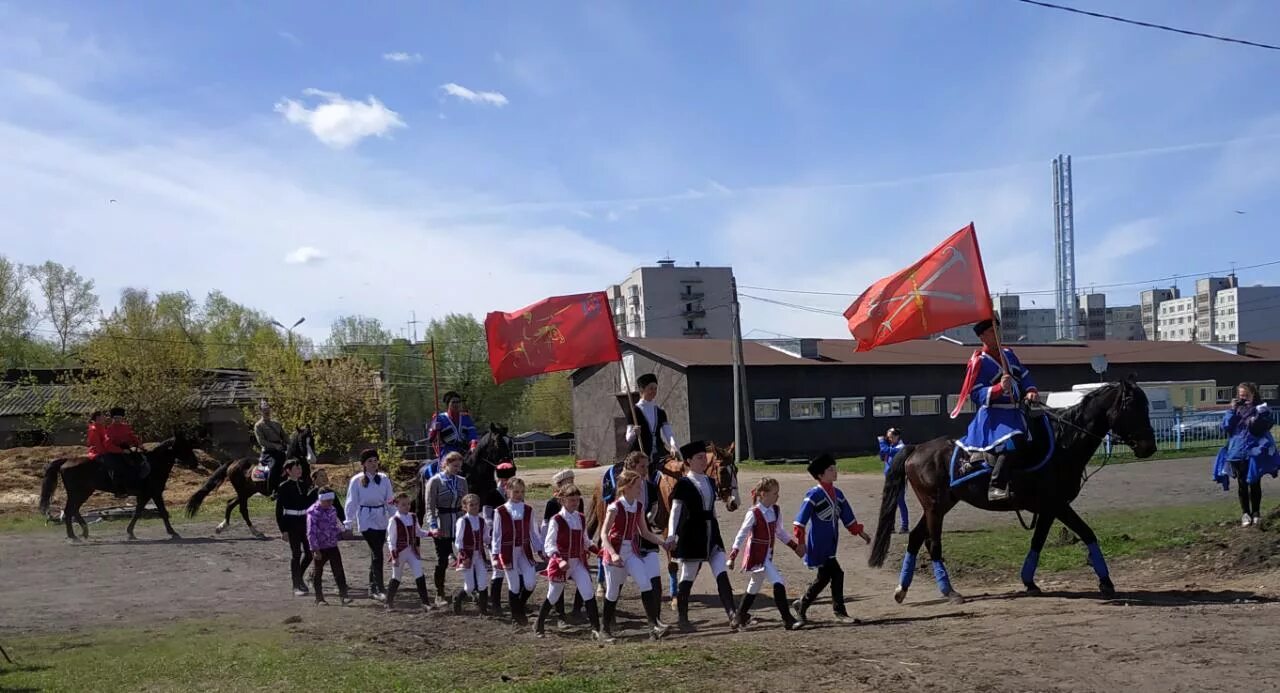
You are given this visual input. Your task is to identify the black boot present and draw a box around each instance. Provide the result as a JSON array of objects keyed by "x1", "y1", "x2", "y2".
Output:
[
  {"x1": 490, "y1": 578, "x2": 505, "y2": 617},
  {"x1": 774, "y1": 584, "x2": 798, "y2": 630},
  {"x1": 570, "y1": 591, "x2": 585, "y2": 625},
  {"x1": 385, "y1": 579, "x2": 400, "y2": 611},
  {"x1": 535, "y1": 600, "x2": 553, "y2": 637},
  {"x1": 830, "y1": 565, "x2": 855, "y2": 623},
  {"x1": 792, "y1": 595, "x2": 812, "y2": 627},
  {"x1": 415, "y1": 576, "x2": 434, "y2": 611},
  {"x1": 434, "y1": 566, "x2": 447, "y2": 603},
  {"x1": 650, "y1": 576, "x2": 670, "y2": 623},
  {"x1": 734, "y1": 593, "x2": 757, "y2": 630},
  {"x1": 676, "y1": 580, "x2": 695, "y2": 632},
  {"x1": 715, "y1": 572, "x2": 739, "y2": 630},
  {"x1": 642, "y1": 590, "x2": 670, "y2": 640},
  {"x1": 509, "y1": 591, "x2": 528, "y2": 626},
  {"x1": 478, "y1": 588, "x2": 491, "y2": 616},
  {"x1": 585, "y1": 598, "x2": 610, "y2": 642},
  {"x1": 312, "y1": 573, "x2": 326, "y2": 605},
  {"x1": 602, "y1": 599, "x2": 618, "y2": 639},
  {"x1": 452, "y1": 589, "x2": 467, "y2": 615}
]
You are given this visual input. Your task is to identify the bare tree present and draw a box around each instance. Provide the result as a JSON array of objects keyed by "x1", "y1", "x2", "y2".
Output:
[{"x1": 29, "y1": 261, "x2": 99, "y2": 356}]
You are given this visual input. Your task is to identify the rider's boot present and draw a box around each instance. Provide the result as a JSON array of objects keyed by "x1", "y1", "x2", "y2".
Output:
[{"x1": 987, "y1": 451, "x2": 1011, "y2": 501}]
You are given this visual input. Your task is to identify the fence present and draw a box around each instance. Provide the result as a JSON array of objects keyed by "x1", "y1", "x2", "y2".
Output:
[
  {"x1": 1098, "y1": 411, "x2": 1225, "y2": 459},
  {"x1": 512, "y1": 439, "x2": 576, "y2": 459}
]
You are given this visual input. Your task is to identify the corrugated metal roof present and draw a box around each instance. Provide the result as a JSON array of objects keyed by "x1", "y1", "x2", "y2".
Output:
[
  {"x1": 0, "y1": 372, "x2": 262, "y2": 418},
  {"x1": 623, "y1": 338, "x2": 1280, "y2": 369}
]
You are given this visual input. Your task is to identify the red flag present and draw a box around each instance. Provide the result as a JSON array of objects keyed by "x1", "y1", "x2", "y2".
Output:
[
  {"x1": 485, "y1": 292, "x2": 622, "y2": 384},
  {"x1": 843, "y1": 223, "x2": 994, "y2": 352}
]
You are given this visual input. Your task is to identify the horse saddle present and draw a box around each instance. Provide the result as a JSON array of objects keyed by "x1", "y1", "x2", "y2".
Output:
[{"x1": 251, "y1": 464, "x2": 271, "y2": 483}]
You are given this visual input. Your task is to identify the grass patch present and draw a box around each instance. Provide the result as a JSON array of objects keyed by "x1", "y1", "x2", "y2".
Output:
[
  {"x1": 0, "y1": 620, "x2": 763, "y2": 692},
  {"x1": 936, "y1": 501, "x2": 1239, "y2": 575}
]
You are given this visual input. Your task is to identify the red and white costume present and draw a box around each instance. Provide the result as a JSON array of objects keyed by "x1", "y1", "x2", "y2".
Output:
[
  {"x1": 385, "y1": 510, "x2": 430, "y2": 581},
  {"x1": 542, "y1": 508, "x2": 594, "y2": 603},
  {"x1": 453, "y1": 513, "x2": 491, "y2": 593},
  {"x1": 491, "y1": 500, "x2": 541, "y2": 594},
  {"x1": 730, "y1": 503, "x2": 798, "y2": 595},
  {"x1": 602, "y1": 497, "x2": 659, "y2": 601}
]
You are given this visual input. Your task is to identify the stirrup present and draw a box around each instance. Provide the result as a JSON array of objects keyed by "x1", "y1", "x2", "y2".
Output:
[{"x1": 987, "y1": 486, "x2": 1010, "y2": 501}]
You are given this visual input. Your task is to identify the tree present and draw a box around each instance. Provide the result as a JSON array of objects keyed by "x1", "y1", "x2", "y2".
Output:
[
  {"x1": 79, "y1": 288, "x2": 204, "y2": 440},
  {"x1": 423, "y1": 313, "x2": 526, "y2": 427},
  {"x1": 327, "y1": 315, "x2": 394, "y2": 352},
  {"x1": 28, "y1": 260, "x2": 98, "y2": 357},
  {"x1": 0, "y1": 256, "x2": 55, "y2": 369},
  {"x1": 246, "y1": 340, "x2": 389, "y2": 457},
  {"x1": 513, "y1": 373, "x2": 573, "y2": 433},
  {"x1": 201, "y1": 291, "x2": 278, "y2": 368}
]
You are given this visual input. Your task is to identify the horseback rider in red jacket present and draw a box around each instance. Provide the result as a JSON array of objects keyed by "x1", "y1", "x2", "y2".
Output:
[{"x1": 101, "y1": 407, "x2": 144, "y2": 494}]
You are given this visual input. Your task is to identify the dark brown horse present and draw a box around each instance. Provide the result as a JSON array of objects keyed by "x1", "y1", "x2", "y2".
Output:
[
  {"x1": 183, "y1": 427, "x2": 315, "y2": 537},
  {"x1": 38, "y1": 431, "x2": 203, "y2": 541},
  {"x1": 868, "y1": 378, "x2": 1157, "y2": 603}
]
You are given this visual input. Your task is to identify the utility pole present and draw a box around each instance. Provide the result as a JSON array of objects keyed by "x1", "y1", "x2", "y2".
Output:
[
  {"x1": 382, "y1": 345, "x2": 393, "y2": 444},
  {"x1": 408, "y1": 310, "x2": 421, "y2": 344},
  {"x1": 730, "y1": 278, "x2": 754, "y2": 461}
]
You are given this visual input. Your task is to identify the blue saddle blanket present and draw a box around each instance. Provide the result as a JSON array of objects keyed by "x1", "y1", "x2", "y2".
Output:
[{"x1": 949, "y1": 415, "x2": 1055, "y2": 488}]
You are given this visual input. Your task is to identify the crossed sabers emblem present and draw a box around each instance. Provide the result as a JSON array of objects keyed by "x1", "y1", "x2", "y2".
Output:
[{"x1": 866, "y1": 245, "x2": 974, "y2": 335}]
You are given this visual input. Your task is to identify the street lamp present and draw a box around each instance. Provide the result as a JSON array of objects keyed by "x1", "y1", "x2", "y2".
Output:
[{"x1": 271, "y1": 317, "x2": 305, "y2": 350}]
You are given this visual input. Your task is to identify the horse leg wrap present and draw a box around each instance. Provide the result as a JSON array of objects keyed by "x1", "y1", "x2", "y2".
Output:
[
  {"x1": 1021, "y1": 550, "x2": 1041, "y2": 588},
  {"x1": 1086, "y1": 543, "x2": 1111, "y2": 582},
  {"x1": 932, "y1": 560, "x2": 954, "y2": 595},
  {"x1": 898, "y1": 552, "x2": 918, "y2": 590}
]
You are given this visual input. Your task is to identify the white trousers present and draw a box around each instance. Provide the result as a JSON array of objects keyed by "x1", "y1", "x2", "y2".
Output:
[
  {"x1": 502, "y1": 550, "x2": 537, "y2": 594},
  {"x1": 677, "y1": 548, "x2": 728, "y2": 583},
  {"x1": 744, "y1": 560, "x2": 785, "y2": 595},
  {"x1": 389, "y1": 551, "x2": 424, "y2": 581},
  {"x1": 459, "y1": 550, "x2": 489, "y2": 593},
  {"x1": 546, "y1": 557, "x2": 594, "y2": 602},
  {"x1": 604, "y1": 545, "x2": 658, "y2": 601}
]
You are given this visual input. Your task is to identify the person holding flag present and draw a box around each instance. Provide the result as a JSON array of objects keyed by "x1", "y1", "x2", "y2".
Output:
[
  {"x1": 625, "y1": 373, "x2": 682, "y2": 477},
  {"x1": 425, "y1": 391, "x2": 478, "y2": 480},
  {"x1": 953, "y1": 316, "x2": 1039, "y2": 501}
]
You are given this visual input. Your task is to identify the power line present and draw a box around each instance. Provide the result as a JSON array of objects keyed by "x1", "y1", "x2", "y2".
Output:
[{"x1": 1014, "y1": 0, "x2": 1280, "y2": 51}]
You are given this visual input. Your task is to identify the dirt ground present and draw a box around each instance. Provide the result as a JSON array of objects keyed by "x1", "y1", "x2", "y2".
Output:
[{"x1": 4, "y1": 451, "x2": 1280, "y2": 691}]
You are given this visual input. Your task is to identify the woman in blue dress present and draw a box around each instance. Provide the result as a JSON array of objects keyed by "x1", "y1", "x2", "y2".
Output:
[{"x1": 1213, "y1": 382, "x2": 1280, "y2": 527}]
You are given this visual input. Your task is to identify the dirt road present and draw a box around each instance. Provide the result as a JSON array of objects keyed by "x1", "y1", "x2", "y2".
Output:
[{"x1": 3, "y1": 454, "x2": 1274, "y2": 692}]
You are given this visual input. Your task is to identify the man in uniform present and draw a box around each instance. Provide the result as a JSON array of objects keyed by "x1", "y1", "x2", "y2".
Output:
[
  {"x1": 425, "y1": 391, "x2": 478, "y2": 480},
  {"x1": 254, "y1": 401, "x2": 288, "y2": 494},
  {"x1": 625, "y1": 373, "x2": 681, "y2": 478},
  {"x1": 954, "y1": 317, "x2": 1039, "y2": 501}
]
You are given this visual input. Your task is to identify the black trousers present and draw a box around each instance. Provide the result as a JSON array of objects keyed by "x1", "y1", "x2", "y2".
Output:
[
  {"x1": 362, "y1": 530, "x2": 387, "y2": 592},
  {"x1": 433, "y1": 536, "x2": 453, "y2": 593},
  {"x1": 285, "y1": 525, "x2": 312, "y2": 587},
  {"x1": 312, "y1": 548, "x2": 348, "y2": 598},
  {"x1": 1231, "y1": 460, "x2": 1263, "y2": 516},
  {"x1": 263, "y1": 449, "x2": 287, "y2": 494},
  {"x1": 803, "y1": 558, "x2": 847, "y2": 613}
]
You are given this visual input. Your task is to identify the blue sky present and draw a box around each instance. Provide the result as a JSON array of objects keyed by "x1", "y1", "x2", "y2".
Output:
[{"x1": 2, "y1": 1, "x2": 1278, "y2": 342}]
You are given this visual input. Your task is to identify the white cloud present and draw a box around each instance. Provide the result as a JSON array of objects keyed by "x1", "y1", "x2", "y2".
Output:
[
  {"x1": 278, "y1": 31, "x2": 301, "y2": 46},
  {"x1": 274, "y1": 88, "x2": 405, "y2": 148},
  {"x1": 284, "y1": 246, "x2": 327, "y2": 265},
  {"x1": 439, "y1": 83, "x2": 508, "y2": 107},
  {"x1": 382, "y1": 51, "x2": 422, "y2": 64}
]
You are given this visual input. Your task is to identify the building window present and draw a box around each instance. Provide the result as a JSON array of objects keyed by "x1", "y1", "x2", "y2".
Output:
[
  {"x1": 872, "y1": 396, "x2": 904, "y2": 417},
  {"x1": 947, "y1": 394, "x2": 977, "y2": 415},
  {"x1": 1263, "y1": 386, "x2": 1279, "y2": 401},
  {"x1": 789, "y1": 398, "x2": 825, "y2": 420},
  {"x1": 831, "y1": 397, "x2": 866, "y2": 419},
  {"x1": 1216, "y1": 387, "x2": 1232, "y2": 403},
  {"x1": 910, "y1": 395, "x2": 941, "y2": 416},
  {"x1": 753, "y1": 399, "x2": 780, "y2": 422}
]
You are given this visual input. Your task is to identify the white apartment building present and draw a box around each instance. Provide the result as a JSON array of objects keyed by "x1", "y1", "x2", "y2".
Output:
[
  {"x1": 607, "y1": 260, "x2": 735, "y2": 339},
  {"x1": 1157, "y1": 296, "x2": 1197, "y2": 341},
  {"x1": 1214, "y1": 286, "x2": 1280, "y2": 342}
]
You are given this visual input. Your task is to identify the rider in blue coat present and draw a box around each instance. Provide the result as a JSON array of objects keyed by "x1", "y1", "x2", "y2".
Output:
[
  {"x1": 423, "y1": 391, "x2": 478, "y2": 481},
  {"x1": 953, "y1": 317, "x2": 1039, "y2": 501}
]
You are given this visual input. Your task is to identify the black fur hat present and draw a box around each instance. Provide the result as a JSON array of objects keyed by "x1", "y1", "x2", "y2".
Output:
[
  {"x1": 679, "y1": 440, "x2": 709, "y2": 461},
  {"x1": 806, "y1": 453, "x2": 837, "y2": 480},
  {"x1": 973, "y1": 316, "x2": 1000, "y2": 336},
  {"x1": 637, "y1": 373, "x2": 658, "y2": 388}
]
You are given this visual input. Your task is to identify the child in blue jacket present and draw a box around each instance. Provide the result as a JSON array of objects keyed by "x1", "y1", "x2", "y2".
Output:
[{"x1": 791, "y1": 454, "x2": 870, "y2": 626}]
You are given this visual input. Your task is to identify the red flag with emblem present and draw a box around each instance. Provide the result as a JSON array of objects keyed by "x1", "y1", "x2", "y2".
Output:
[
  {"x1": 485, "y1": 291, "x2": 622, "y2": 384},
  {"x1": 843, "y1": 223, "x2": 994, "y2": 352}
]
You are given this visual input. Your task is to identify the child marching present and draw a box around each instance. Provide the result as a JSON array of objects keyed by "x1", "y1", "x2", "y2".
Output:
[
  {"x1": 491, "y1": 477, "x2": 543, "y2": 626},
  {"x1": 385, "y1": 492, "x2": 438, "y2": 612},
  {"x1": 542, "y1": 468, "x2": 585, "y2": 627},
  {"x1": 536, "y1": 484, "x2": 606, "y2": 640},
  {"x1": 792, "y1": 454, "x2": 870, "y2": 626},
  {"x1": 487, "y1": 462, "x2": 518, "y2": 618},
  {"x1": 275, "y1": 459, "x2": 313, "y2": 596},
  {"x1": 306, "y1": 490, "x2": 352, "y2": 605},
  {"x1": 667, "y1": 441, "x2": 738, "y2": 633},
  {"x1": 425, "y1": 451, "x2": 469, "y2": 602},
  {"x1": 344, "y1": 449, "x2": 395, "y2": 601},
  {"x1": 728, "y1": 477, "x2": 803, "y2": 630},
  {"x1": 452, "y1": 494, "x2": 491, "y2": 615},
  {"x1": 600, "y1": 469, "x2": 672, "y2": 641}
]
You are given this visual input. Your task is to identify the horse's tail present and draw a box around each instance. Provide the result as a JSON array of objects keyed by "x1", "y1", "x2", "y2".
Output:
[
  {"x1": 868, "y1": 445, "x2": 913, "y2": 568},
  {"x1": 585, "y1": 485, "x2": 604, "y2": 540},
  {"x1": 185, "y1": 460, "x2": 233, "y2": 518},
  {"x1": 38, "y1": 458, "x2": 69, "y2": 515}
]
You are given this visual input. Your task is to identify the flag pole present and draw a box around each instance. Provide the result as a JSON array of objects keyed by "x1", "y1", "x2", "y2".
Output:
[
  {"x1": 967, "y1": 222, "x2": 1010, "y2": 374},
  {"x1": 619, "y1": 341, "x2": 641, "y2": 429}
]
